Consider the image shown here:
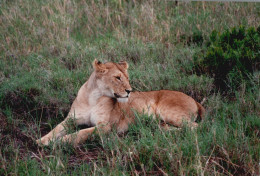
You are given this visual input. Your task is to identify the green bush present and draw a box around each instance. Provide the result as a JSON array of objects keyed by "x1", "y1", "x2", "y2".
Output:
[{"x1": 194, "y1": 26, "x2": 260, "y2": 93}]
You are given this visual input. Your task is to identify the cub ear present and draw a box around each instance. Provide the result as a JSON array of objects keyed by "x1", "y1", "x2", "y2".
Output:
[
  {"x1": 93, "y1": 59, "x2": 107, "y2": 73},
  {"x1": 118, "y1": 61, "x2": 129, "y2": 70}
]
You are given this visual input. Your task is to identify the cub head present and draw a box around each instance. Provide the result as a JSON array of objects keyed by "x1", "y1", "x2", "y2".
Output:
[{"x1": 93, "y1": 59, "x2": 132, "y2": 102}]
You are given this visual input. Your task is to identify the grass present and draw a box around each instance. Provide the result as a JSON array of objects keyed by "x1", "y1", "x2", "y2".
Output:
[{"x1": 0, "y1": 0, "x2": 259, "y2": 175}]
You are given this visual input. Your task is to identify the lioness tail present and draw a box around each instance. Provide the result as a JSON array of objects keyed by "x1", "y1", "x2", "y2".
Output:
[{"x1": 196, "y1": 102, "x2": 205, "y2": 120}]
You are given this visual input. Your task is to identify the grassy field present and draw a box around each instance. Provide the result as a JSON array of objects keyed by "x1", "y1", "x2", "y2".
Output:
[{"x1": 0, "y1": 0, "x2": 259, "y2": 175}]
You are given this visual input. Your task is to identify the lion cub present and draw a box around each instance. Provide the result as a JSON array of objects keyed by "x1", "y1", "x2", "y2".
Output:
[{"x1": 36, "y1": 60, "x2": 205, "y2": 146}]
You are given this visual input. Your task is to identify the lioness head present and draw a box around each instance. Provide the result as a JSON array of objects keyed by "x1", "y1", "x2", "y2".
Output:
[{"x1": 93, "y1": 59, "x2": 132, "y2": 102}]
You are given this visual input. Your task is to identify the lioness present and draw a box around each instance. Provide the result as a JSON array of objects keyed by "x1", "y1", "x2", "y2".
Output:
[{"x1": 36, "y1": 60, "x2": 205, "y2": 146}]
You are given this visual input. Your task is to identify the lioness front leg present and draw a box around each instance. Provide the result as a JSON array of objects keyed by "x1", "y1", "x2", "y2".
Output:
[
  {"x1": 36, "y1": 110, "x2": 89, "y2": 146},
  {"x1": 61, "y1": 123, "x2": 111, "y2": 146},
  {"x1": 36, "y1": 119, "x2": 71, "y2": 146}
]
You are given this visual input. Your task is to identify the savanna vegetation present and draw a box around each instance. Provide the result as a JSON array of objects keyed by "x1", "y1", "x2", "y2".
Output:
[{"x1": 0, "y1": 1, "x2": 259, "y2": 175}]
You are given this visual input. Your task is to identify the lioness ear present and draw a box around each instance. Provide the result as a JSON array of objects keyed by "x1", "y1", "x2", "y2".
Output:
[
  {"x1": 93, "y1": 59, "x2": 107, "y2": 73},
  {"x1": 118, "y1": 61, "x2": 129, "y2": 70}
]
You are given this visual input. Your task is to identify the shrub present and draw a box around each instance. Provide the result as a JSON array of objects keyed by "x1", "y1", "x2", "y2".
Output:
[{"x1": 194, "y1": 26, "x2": 260, "y2": 93}]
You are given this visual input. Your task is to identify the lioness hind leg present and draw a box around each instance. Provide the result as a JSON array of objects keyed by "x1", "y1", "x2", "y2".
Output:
[
  {"x1": 159, "y1": 123, "x2": 180, "y2": 131},
  {"x1": 156, "y1": 107, "x2": 198, "y2": 128}
]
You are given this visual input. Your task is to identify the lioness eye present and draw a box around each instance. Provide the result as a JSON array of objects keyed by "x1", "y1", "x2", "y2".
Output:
[{"x1": 116, "y1": 76, "x2": 121, "y2": 80}]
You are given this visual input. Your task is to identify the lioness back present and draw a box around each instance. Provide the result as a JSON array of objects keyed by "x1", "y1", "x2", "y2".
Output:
[{"x1": 127, "y1": 90, "x2": 204, "y2": 127}]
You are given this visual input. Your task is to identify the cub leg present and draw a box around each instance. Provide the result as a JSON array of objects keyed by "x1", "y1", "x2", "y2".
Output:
[{"x1": 61, "y1": 123, "x2": 111, "y2": 146}]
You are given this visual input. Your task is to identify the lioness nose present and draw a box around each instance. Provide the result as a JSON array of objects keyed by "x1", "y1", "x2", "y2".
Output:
[{"x1": 125, "y1": 89, "x2": 132, "y2": 94}]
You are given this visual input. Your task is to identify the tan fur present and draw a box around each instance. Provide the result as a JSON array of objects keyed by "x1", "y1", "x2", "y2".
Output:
[{"x1": 36, "y1": 60, "x2": 205, "y2": 146}]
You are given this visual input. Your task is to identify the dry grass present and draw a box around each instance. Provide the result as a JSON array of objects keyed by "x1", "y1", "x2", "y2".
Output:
[{"x1": 0, "y1": 1, "x2": 259, "y2": 175}]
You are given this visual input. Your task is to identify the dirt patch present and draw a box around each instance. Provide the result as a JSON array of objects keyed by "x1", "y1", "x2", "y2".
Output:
[
  {"x1": 0, "y1": 112, "x2": 38, "y2": 162},
  {"x1": 2, "y1": 89, "x2": 39, "y2": 116},
  {"x1": 1, "y1": 89, "x2": 67, "y2": 121}
]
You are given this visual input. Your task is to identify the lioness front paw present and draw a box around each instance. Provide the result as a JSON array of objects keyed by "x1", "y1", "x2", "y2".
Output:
[{"x1": 36, "y1": 137, "x2": 50, "y2": 146}]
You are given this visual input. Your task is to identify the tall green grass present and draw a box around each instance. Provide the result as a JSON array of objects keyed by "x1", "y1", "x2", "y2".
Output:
[{"x1": 0, "y1": 1, "x2": 259, "y2": 175}]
